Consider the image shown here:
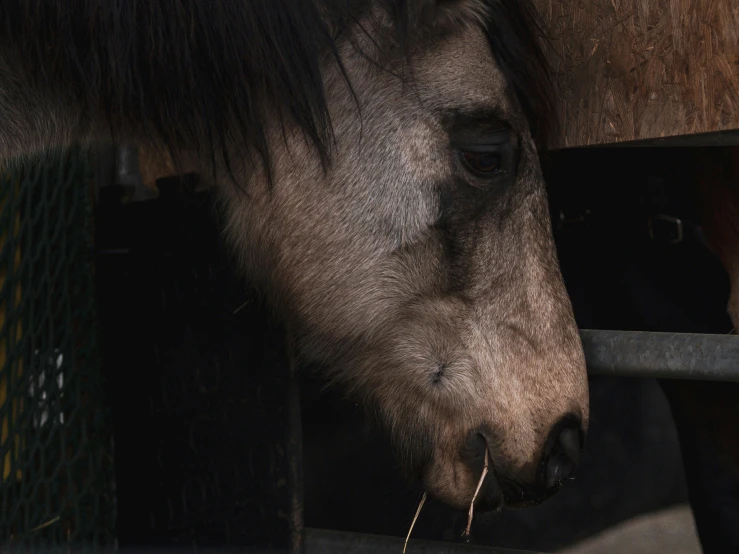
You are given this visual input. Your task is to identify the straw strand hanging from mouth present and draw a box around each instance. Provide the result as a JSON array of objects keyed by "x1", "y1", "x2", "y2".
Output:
[
  {"x1": 403, "y1": 491, "x2": 427, "y2": 553},
  {"x1": 463, "y1": 448, "x2": 489, "y2": 539}
]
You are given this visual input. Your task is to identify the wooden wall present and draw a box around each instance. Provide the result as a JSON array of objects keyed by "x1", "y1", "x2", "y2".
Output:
[{"x1": 534, "y1": 0, "x2": 739, "y2": 148}]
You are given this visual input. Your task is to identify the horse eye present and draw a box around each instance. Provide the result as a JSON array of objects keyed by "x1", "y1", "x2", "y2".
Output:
[{"x1": 460, "y1": 151, "x2": 503, "y2": 176}]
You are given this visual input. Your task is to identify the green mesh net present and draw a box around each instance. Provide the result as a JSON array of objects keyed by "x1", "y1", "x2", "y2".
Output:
[{"x1": 0, "y1": 149, "x2": 116, "y2": 551}]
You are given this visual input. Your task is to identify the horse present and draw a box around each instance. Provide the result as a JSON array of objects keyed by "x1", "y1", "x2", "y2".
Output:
[{"x1": 0, "y1": 0, "x2": 589, "y2": 514}]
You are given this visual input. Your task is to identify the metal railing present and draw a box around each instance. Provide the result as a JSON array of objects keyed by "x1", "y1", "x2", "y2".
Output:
[{"x1": 581, "y1": 330, "x2": 739, "y2": 382}]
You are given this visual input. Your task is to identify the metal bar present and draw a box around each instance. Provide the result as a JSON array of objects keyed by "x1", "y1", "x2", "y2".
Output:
[
  {"x1": 304, "y1": 528, "x2": 541, "y2": 554},
  {"x1": 580, "y1": 330, "x2": 739, "y2": 382}
]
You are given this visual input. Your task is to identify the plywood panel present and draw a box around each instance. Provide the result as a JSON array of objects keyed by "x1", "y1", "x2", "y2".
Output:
[{"x1": 535, "y1": 0, "x2": 739, "y2": 147}]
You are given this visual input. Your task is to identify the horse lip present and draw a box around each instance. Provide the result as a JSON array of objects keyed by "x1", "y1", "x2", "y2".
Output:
[
  {"x1": 474, "y1": 430, "x2": 561, "y2": 510},
  {"x1": 504, "y1": 498, "x2": 545, "y2": 509},
  {"x1": 422, "y1": 431, "x2": 505, "y2": 512},
  {"x1": 473, "y1": 491, "x2": 505, "y2": 513},
  {"x1": 500, "y1": 478, "x2": 564, "y2": 508}
]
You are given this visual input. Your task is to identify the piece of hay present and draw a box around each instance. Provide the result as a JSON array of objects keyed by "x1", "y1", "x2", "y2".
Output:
[
  {"x1": 463, "y1": 448, "x2": 489, "y2": 539},
  {"x1": 31, "y1": 516, "x2": 60, "y2": 533},
  {"x1": 403, "y1": 491, "x2": 427, "y2": 553}
]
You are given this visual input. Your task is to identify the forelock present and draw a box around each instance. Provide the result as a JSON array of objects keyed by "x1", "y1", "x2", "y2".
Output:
[{"x1": 0, "y1": 0, "x2": 553, "y2": 176}]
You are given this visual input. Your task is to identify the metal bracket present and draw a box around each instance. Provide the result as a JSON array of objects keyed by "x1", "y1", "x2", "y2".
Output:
[{"x1": 647, "y1": 214, "x2": 684, "y2": 244}]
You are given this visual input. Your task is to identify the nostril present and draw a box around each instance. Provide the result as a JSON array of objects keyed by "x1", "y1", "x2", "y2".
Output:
[
  {"x1": 557, "y1": 425, "x2": 581, "y2": 468},
  {"x1": 538, "y1": 415, "x2": 584, "y2": 492},
  {"x1": 544, "y1": 428, "x2": 578, "y2": 489}
]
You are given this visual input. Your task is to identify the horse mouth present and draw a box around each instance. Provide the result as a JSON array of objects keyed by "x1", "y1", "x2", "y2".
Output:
[
  {"x1": 464, "y1": 437, "x2": 505, "y2": 513},
  {"x1": 502, "y1": 489, "x2": 555, "y2": 509},
  {"x1": 497, "y1": 472, "x2": 571, "y2": 509},
  {"x1": 471, "y1": 487, "x2": 505, "y2": 512}
]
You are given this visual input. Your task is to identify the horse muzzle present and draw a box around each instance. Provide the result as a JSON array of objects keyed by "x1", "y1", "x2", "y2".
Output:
[{"x1": 467, "y1": 414, "x2": 585, "y2": 511}]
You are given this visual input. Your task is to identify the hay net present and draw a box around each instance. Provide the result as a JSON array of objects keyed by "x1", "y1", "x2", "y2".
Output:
[{"x1": 0, "y1": 150, "x2": 116, "y2": 551}]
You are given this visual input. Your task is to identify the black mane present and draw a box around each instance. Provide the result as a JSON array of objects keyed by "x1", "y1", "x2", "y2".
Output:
[
  {"x1": 0, "y1": 0, "x2": 554, "y2": 173},
  {"x1": 483, "y1": 0, "x2": 556, "y2": 150}
]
